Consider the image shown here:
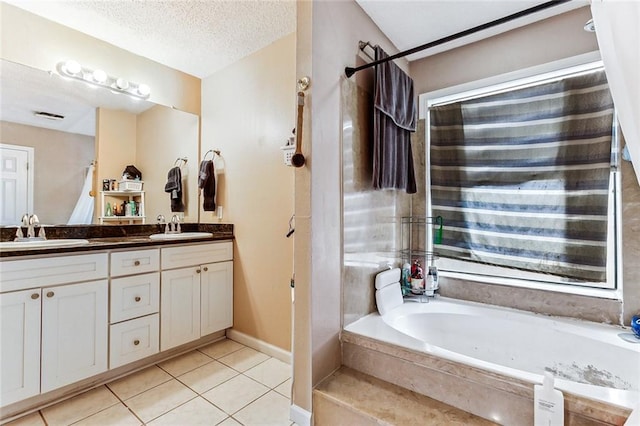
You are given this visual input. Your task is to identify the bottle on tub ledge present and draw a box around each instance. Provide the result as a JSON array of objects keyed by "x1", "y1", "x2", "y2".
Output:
[
  {"x1": 401, "y1": 263, "x2": 411, "y2": 295},
  {"x1": 410, "y1": 259, "x2": 424, "y2": 294},
  {"x1": 425, "y1": 265, "x2": 439, "y2": 296},
  {"x1": 534, "y1": 372, "x2": 564, "y2": 426}
]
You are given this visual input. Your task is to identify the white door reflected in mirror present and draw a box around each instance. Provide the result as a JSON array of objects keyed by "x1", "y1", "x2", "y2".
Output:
[{"x1": 0, "y1": 144, "x2": 33, "y2": 226}]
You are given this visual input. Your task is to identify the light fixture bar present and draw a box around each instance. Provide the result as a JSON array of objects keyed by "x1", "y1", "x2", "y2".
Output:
[{"x1": 56, "y1": 60, "x2": 151, "y2": 100}]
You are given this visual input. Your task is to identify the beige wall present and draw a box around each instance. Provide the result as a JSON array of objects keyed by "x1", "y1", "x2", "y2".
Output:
[
  {"x1": 291, "y1": 0, "x2": 406, "y2": 413},
  {"x1": 95, "y1": 109, "x2": 136, "y2": 220},
  {"x1": 0, "y1": 121, "x2": 93, "y2": 225},
  {"x1": 95, "y1": 106, "x2": 199, "y2": 224},
  {"x1": 0, "y1": 2, "x2": 200, "y2": 115},
  {"x1": 410, "y1": 7, "x2": 598, "y2": 94},
  {"x1": 201, "y1": 34, "x2": 295, "y2": 351},
  {"x1": 293, "y1": 0, "x2": 313, "y2": 413},
  {"x1": 137, "y1": 106, "x2": 199, "y2": 223}
]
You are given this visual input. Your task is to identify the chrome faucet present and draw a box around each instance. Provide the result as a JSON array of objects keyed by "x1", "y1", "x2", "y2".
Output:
[
  {"x1": 27, "y1": 214, "x2": 40, "y2": 238},
  {"x1": 16, "y1": 214, "x2": 45, "y2": 240},
  {"x1": 169, "y1": 214, "x2": 181, "y2": 234}
]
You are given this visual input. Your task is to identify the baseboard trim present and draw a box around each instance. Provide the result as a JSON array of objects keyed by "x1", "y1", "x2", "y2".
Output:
[
  {"x1": 226, "y1": 328, "x2": 291, "y2": 364},
  {"x1": 290, "y1": 403, "x2": 312, "y2": 426}
]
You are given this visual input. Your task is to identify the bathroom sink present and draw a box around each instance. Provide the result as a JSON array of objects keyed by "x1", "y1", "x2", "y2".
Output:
[
  {"x1": 148, "y1": 232, "x2": 213, "y2": 240},
  {"x1": 0, "y1": 239, "x2": 90, "y2": 249}
]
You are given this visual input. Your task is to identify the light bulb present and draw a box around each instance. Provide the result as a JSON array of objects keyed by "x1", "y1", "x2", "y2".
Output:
[
  {"x1": 63, "y1": 60, "x2": 82, "y2": 75},
  {"x1": 137, "y1": 84, "x2": 151, "y2": 97},
  {"x1": 115, "y1": 78, "x2": 130, "y2": 90},
  {"x1": 92, "y1": 69, "x2": 107, "y2": 83}
]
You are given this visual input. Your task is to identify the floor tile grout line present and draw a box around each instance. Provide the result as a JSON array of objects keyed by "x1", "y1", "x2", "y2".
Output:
[
  {"x1": 156, "y1": 357, "x2": 216, "y2": 379},
  {"x1": 197, "y1": 344, "x2": 246, "y2": 360},
  {"x1": 226, "y1": 388, "x2": 270, "y2": 418},
  {"x1": 37, "y1": 410, "x2": 48, "y2": 426},
  {"x1": 159, "y1": 339, "x2": 254, "y2": 378},
  {"x1": 175, "y1": 368, "x2": 240, "y2": 396},
  {"x1": 113, "y1": 378, "x2": 197, "y2": 424},
  {"x1": 10, "y1": 343, "x2": 291, "y2": 426},
  {"x1": 103, "y1": 384, "x2": 146, "y2": 426},
  {"x1": 55, "y1": 386, "x2": 121, "y2": 426},
  {"x1": 138, "y1": 394, "x2": 199, "y2": 425},
  {"x1": 105, "y1": 370, "x2": 173, "y2": 403}
]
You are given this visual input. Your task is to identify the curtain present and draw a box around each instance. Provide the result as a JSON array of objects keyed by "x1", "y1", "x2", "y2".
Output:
[
  {"x1": 591, "y1": 0, "x2": 640, "y2": 183},
  {"x1": 430, "y1": 70, "x2": 613, "y2": 282},
  {"x1": 67, "y1": 164, "x2": 95, "y2": 225}
]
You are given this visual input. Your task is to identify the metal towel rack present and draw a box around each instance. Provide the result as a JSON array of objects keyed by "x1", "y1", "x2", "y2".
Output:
[{"x1": 203, "y1": 149, "x2": 221, "y2": 161}]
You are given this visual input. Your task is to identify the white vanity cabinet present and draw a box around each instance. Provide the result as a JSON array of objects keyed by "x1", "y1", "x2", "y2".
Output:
[
  {"x1": 200, "y1": 260, "x2": 233, "y2": 335},
  {"x1": 160, "y1": 242, "x2": 233, "y2": 351},
  {"x1": 0, "y1": 289, "x2": 41, "y2": 405},
  {"x1": 0, "y1": 240, "x2": 233, "y2": 409},
  {"x1": 0, "y1": 253, "x2": 109, "y2": 404},
  {"x1": 41, "y1": 280, "x2": 108, "y2": 392},
  {"x1": 108, "y1": 249, "x2": 160, "y2": 369}
]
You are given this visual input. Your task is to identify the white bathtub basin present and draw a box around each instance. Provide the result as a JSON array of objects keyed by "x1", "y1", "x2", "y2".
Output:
[
  {"x1": 148, "y1": 232, "x2": 213, "y2": 240},
  {"x1": 345, "y1": 297, "x2": 640, "y2": 410},
  {"x1": 0, "y1": 239, "x2": 90, "y2": 249}
]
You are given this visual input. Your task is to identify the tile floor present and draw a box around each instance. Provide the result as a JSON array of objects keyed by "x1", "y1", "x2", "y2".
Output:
[{"x1": 6, "y1": 339, "x2": 295, "y2": 426}]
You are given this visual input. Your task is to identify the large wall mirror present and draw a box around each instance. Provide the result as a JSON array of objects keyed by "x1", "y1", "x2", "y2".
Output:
[{"x1": 0, "y1": 59, "x2": 199, "y2": 226}]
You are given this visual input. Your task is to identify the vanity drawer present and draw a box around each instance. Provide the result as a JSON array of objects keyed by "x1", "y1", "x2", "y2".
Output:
[
  {"x1": 161, "y1": 241, "x2": 233, "y2": 270},
  {"x1": 110, "y1": 272, "x2": 159, "y2": 323},
  {"x1": 109, "y1": 314, "x2": 159, "y2": 369},
  {"x1": 0, "y1": 253, "x2": 108, "y2": 293},
  {"x1": 110, "y1": 249, "x2": 159, "y2": 277}
]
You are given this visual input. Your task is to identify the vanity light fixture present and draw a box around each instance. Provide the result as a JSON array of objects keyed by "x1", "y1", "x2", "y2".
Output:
[{"x1": 56, "y1": 60, "x2": 151, "y2": 100}]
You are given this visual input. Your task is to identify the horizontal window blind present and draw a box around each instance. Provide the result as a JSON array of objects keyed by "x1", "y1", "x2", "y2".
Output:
[{"x1": 429, "y1": 70, "x2": 613, "y2": 282}]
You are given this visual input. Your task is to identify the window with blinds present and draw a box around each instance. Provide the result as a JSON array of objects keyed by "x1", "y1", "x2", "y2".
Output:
[{"x1": 428, "y1": 67, "x2": 618, "y2": 288}]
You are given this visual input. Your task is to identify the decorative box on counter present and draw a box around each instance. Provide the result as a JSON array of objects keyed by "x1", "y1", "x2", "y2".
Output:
[{"x1": 119, "y1": 180, "x2": 144, "y2": 191}]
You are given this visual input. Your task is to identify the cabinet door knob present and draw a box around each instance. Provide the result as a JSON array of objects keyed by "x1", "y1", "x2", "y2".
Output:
[
  {"x1": 133, "y1": 339, "x2": 140, "y2": 346},
  {"x1": 46, "y1": 291, "x2": 54, "y2": 298},
  {"x1": 196, "y1": 269, "x2": 201, "y2": 274},
  {"x1": 31, "y1": 293, "x2": 40, "y2": 300},
  {"x1": 134, "y1": 260, "x2": 141, "y2": 266},
  {"x1": 134, "y1": 296, "x2": 141, "y2": 302},
  {"x1": 203, "y1": 267, "x2": 208, "y2": 272}
]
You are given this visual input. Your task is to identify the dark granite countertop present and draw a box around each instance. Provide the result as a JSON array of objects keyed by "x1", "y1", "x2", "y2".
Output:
[{"x1": 0, "y1": 223, "x2": 234, "y2": 258}]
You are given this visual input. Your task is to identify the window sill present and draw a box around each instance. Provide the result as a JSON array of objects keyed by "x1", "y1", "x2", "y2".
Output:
[{"x1": 439, "y1": 270, "x2": 623, "y2": 301}]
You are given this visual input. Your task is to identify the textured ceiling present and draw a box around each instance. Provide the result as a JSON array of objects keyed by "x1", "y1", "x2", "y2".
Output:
[
  {"x1": 4, "y1": 0, "x2": 297, "y2": 79},
  {"x1": 3, "y1": 0, "x2": 586, "y2": 137},
  {"x1": 356, "y1": 0, "x2": 588, "y2": 61}
]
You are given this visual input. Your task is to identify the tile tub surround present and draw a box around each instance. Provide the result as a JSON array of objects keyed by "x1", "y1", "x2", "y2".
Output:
[
  {"x1": 341, "y1": 331, "x2": 632, "y2": 426},
  {"x1": 4, "y1": 339, "x2": 294, "y2": 426},
  {"x1": 341, "y1": 78, "x2": 413, "y2": 328},
  {"x1": 313, "y1": 367, "x2": 497, "y2": 425}
]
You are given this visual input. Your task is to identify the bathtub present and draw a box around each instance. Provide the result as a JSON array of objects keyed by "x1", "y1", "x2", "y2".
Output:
[{"x1": 343, "y1": 297, "x2": 640, "y2": 411}]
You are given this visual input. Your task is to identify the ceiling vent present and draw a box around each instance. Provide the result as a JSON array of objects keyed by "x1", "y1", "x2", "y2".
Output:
[{"x1": 33, "y1": 111, "x2": 65, "y2": 121}]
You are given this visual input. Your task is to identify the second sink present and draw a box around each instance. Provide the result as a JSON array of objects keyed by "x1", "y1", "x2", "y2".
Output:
[{"x1": 148, "y1": 232, "x2": 213, "y2": 240}]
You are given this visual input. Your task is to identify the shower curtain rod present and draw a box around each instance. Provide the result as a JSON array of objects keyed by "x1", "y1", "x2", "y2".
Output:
[{"x1": 344, "y1": 0, "x2": 571, "y2": 78}]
